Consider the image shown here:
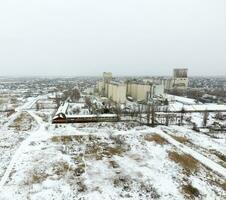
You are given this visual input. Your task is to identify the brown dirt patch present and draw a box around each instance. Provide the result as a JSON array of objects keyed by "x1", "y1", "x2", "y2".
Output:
[
  {"x1": 170, "y1": 135, "x2": 190, "y2": 144},
  {"x1": 144, "y1": 134, "x2": 168, "y2": 145},
  {"x1": 168, "y1": 151, "x2": 199, "y2": 174}
]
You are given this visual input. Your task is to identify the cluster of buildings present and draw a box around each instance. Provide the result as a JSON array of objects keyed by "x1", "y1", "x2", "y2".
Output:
[
  {"x1": 97, "y1": 72, "x2": 127, "y2": 103},
  {"x1": 150, "y1": 68, "x2": 189, "y2": 90},
  {"x1": 97, "y1": 68, "x2": 189, "y2": 104},
  {"x1": 97, "y1": 72, "x2": 164, "y2": 104}
]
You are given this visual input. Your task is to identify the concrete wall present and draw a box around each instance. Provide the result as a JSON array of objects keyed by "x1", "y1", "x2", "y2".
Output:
[
  {"x1": 97, "y1": 81, "x2": 104, "y2": 94},
  {"x1": 127, "y1": 82, "x2": 151, "y2": 101},
  {"x1": 107, "y1": 83, "x2": 126, "y2": 103},
  {"x1": 159, "y1": 79, "x2": 173, "y2": 90},
  {"x1": 137, "y1": 84, "x2": 151, "y2": 101}
]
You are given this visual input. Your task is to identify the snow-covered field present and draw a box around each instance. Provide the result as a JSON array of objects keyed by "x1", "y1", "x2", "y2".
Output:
[{"x1": 0, "y1": 95, "x2": 225, "y2": 200}]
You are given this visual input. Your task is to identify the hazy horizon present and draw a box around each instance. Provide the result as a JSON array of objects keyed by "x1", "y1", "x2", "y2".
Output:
[{"x1": 0, "y1": 0, "x2": 226, "y2": 77}]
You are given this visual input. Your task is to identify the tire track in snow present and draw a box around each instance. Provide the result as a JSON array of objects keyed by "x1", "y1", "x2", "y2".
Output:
[{"x1": 157, "y1": 128, "x2": 226, "y2": 178}]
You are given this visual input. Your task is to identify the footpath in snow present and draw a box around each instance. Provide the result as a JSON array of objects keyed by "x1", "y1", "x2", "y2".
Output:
[
  {"x1": 0, "y1": 108, "x2": 46, "y2": 191},
  {"x1": 156, "y1": 127, "x2": 226, "y2": 178}
]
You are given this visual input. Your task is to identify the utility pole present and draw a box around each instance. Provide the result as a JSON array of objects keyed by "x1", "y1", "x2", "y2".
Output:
[
  {"x1": 138, "y1": 104, "x2": 142, "y2": 124},
  {"x1": 180, "y1": 107, "x2": 185, "y2": 126},
  {"x1": 165, "y1": 107, "x2": 169, "y2": 126},
  {"x1": 146, "y1": 104, "x2": 151, "y2": 126},
  {"x1": 151, "y1": 104, "x2": 155, "y2": 127}
]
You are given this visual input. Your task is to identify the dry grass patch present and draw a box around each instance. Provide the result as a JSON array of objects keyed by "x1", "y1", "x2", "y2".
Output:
[
  {"x1": 24, "y1": 170, "x2": 49, "y2": 185},
  {"x1": 10, "y1": 112, "x2": 35, "y2": 131},
  {"x1": 168, "y1": 151, "x2": 199, "y2": 173},
  {"x1": 182, "y1": 184, "x2": 200, "y2": 199},
  {"x1": 104, "y1": 146, "x2": 124, "y2": 156},
  {"x1": 52, "y1": 161, "x2": 71, "y2": 176},
  {"x1": 51, "y1": 136, "x2": 61, "y2": 143},
  {"x1": 85, "y1": 142, "x2": 125, "y2": 160},
  {"x1": 144, "y1": 134, "x2": 168, "y2": 145},
  {"x1": 31, "y1": 173, "x2": 48, "y2": 184},
  {"x1": 51, "y1": 135, "x2": 73, "y2": 144},
  {"x1": 170, "y1": 135, "x2": 190, "y2": 144},
  {"x1": 221, "y1": 181, "x2": 226, "y2": 191},
  {"x1": 51, "y1": 135, "x2": 90, "y2": 144}
]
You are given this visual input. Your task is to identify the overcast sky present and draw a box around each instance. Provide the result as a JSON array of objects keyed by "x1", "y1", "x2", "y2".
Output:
[{"x1": 0, "y1": 0, "x2": 225, "y2": 77}]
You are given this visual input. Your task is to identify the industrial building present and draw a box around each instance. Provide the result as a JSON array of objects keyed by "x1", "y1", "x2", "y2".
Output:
[
  {"x1": 152, "y1": 68, "x2": 189, "y2": 90},
  {"x1": 97, "y1": 72, "x2": 165, "y2": 103},
  {"x1": 107, "y1": 81, "x2": 127, "y2": 103},
  {"x1": 97, "y1": 72, "x2": 127, "y2": 104},
  {"x1": 172, "y1": 68, "x2": 188, "y2": 89},
  {"x1": 127, "y1": 81, "x2": 164, "y2": 102}
]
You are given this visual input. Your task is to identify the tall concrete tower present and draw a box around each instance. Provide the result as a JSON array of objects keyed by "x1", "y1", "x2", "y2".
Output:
[
  {"x1": 103, "y1": 72, "x2": 112, "y2": 96},
  {"x1": 103, "y1": 72, "x2": 112, "y2": 83},
  {"x1": 172, "y1": 68, "x2": 188, "y2": 89}
]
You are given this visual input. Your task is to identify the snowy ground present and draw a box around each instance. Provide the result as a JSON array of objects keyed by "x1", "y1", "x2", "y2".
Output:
[{"x1": 0, "y1": 95, "x2": 225, "y2": 200}]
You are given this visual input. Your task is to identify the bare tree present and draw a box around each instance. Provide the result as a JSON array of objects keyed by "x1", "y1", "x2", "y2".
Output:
[
  {"x1": 71, "y1": 88, "x2": 81, "y2": 101},
  {"x1": 62, "y1": 90, "x2": 70, "y2": 102},
  {"x1": 55, "y1": 94, "x2": 61, "y2": 108},
  {"x1": 114, "y1": 103, "x2": 122, "y2": 121},
  {"x1": 146, "y1": 104, "x2": 151, "y2": 125},
  {"x1": 203, "y1": 110, "x2": 209, "y2": 127},
  {"x1": 151, "y1": 104, "x2": 156, "y2": 127},
  {"x1": 36, "y1": 102, "x2": 40, "y2": 111},
  {"x1": 179, "y1": 107, "x2": 185, "y2": 126},
  {"x1": 165, "y1": 107, "x2": 169, "y2": 126},
  {"x1": 138, "y1": 104, "x2": 142, "y2": 124},
  {"x1": 131, "y1": 105, "x2": 137, "y2": 119},
  {"x1": 85, "y1": 96, "x2": 92, "y2": 113}
]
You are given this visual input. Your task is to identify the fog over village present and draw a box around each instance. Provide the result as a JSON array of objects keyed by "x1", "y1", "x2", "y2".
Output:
[{"x1": 0, "y1": 1, "x2": 226, "y2": 200}]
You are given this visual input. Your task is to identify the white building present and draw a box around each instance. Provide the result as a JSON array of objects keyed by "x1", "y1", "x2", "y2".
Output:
[
  {"x1": 127, "y1": 82, "x2": 151, "y2": 102},
  {"x1": 107, "y1": 82, "x2": 127, "y2": 104},
  {"x1": 97, "y1": 73, "x2": 165, "y2": 103},
  {"x1": 97, "y1": 73, "x2": 126, "y2": 103},
  {"x1": 127, "y1": 81, "x2": 165, "y2": 102}
]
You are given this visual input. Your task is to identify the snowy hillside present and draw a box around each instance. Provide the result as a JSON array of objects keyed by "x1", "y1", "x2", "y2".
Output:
[{"x1": 0, "y1": 119, "x2": 225, "y2": 199}]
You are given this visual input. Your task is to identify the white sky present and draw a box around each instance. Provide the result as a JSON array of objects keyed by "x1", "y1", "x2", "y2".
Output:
[{"x1": 0, "y1": 0, "x2": 226, "y2": 76}]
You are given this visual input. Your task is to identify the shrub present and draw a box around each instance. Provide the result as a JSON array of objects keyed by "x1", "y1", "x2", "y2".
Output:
[{"x1": 182, "y1": 184, "x2": 200, "y2": 199}]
